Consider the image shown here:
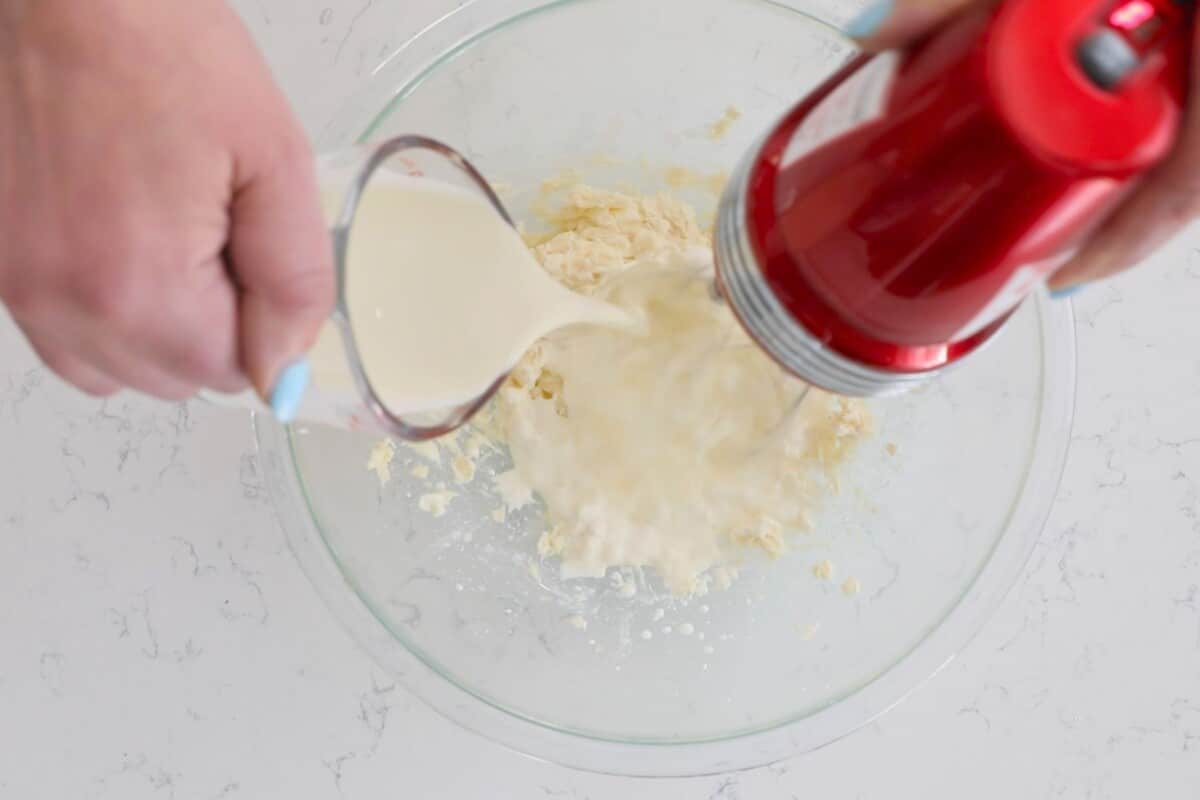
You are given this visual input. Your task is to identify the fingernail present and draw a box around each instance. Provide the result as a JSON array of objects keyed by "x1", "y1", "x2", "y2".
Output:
[
  {"x1": 269, "y1": 359, "x2": 310, "y2": 423},
  {"x1": 845, "y1": 0, "x2": 895, "y2": 38},
  {"x1": 1050, "y1": 284, "x2": 1086, "y2": 301}
]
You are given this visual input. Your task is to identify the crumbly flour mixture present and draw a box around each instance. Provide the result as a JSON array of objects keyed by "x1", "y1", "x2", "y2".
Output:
[{"x1": 488, "y1": 186, "x2": 870, "y2": 595}]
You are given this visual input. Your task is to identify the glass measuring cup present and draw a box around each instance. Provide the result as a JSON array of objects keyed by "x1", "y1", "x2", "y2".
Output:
[
  {"x1": 315, "y1": 135, "x2": 516, "y2": 440},
  {"x1": 207, "y1": 136, "x2": 515, "y2": 441}
]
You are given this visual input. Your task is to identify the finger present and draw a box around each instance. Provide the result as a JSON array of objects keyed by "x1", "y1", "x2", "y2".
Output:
[
  {"x1": 1050, "y1": 23, "x2": 1200, "y2": 291},
  {"x1": 45, "y1": 315, "x2": 201, "y2": 401},
  {"x1": 53, "y1": 256, "x2": 243, "y2": 399},
  {"x1": 23, "y1": 331, "x2": 121, "y2": 398},
  {"x1": 139, "y1": 258, "x2": 249, "y2": 394},
  {"x1": 13, "y1": 283, "x2": 199, "y2": 400},
  {"x1": 847, "y1": 0, "x2": 999, "y2": 49},
  {"x1": 83, "y1": 342, "x2": 198, "y2": 402},
  {"x1": 228, "y1": 134, "x2": 335, "y2": 399}
]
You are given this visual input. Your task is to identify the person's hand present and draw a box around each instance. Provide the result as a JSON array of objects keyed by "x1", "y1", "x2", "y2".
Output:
[
  {"x1": 846, "y1": 0, "x2": 1200, "y2": 294},
  {"x1": 0, "y1": 0, "x2": 334, "y2": 401}
]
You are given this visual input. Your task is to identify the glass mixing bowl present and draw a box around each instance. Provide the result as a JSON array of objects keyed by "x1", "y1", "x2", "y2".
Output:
[{"x1": 254, "y1": 0, "x2": 1076, "y2": 776}]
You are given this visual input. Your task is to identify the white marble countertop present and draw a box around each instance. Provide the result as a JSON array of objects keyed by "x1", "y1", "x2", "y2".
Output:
[{"x1": 2, "y1": 2, "x2": 1198, "y2": 797}]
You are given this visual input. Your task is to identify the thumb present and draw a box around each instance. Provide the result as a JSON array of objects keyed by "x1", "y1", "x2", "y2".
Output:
[
  {"x1": 229, "y1": 138, "x2": 336, "y2": 400},
  {"x1": 845, "y1": 0, "x2": 998, "y2": 50}
]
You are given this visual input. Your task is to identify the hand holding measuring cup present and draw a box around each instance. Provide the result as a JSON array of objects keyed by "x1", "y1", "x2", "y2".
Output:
[{"x1": 0, "y1": 0, "x2": 334, "y2": 402}]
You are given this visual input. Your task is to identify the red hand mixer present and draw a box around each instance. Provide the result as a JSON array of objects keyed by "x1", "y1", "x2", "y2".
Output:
[{"x1": 715, "y1": 0, "x2": 1193, "y2": 395}]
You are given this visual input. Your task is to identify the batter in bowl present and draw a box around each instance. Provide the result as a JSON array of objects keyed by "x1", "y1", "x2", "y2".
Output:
[{"x1": 492, "y1": 186, "x2": 870, "y2": 596}]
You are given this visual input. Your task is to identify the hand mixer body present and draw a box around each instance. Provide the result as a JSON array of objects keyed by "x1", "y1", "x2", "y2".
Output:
[{"x1": 716, "y1": 0, "x2": 1191, "y2": 394}]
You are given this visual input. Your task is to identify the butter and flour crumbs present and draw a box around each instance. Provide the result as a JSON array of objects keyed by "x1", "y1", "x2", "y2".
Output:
[{"x1": 368, "y1": 184, "x2": 870, "y2": 596}]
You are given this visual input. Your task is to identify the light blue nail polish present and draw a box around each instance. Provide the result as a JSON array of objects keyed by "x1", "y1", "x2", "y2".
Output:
[
  {"x1": 269, "y1": 359, "x2": 310, "y2": 424},
  {"x1": 1050, "y1": 284, "x2": 1086, "y2": 301},
  {"x1": 845, "y1": 0, "x2": 895, "y2": 38}
]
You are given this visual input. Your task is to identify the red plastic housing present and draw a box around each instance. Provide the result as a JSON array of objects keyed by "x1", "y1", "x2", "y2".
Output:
[{"x1": 743, "y1": 0, "x2": 1189, "y2": 372}]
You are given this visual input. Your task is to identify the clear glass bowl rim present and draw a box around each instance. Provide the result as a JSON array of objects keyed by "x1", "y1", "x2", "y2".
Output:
[{"x1": 256, "y1": 0, "x2": 1079, "y2": 777}]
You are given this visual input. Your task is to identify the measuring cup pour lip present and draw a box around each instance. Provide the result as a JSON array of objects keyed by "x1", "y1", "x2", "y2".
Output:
[{"x1": 330, "y1": 135, "x2": 515, "y2": 442}]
